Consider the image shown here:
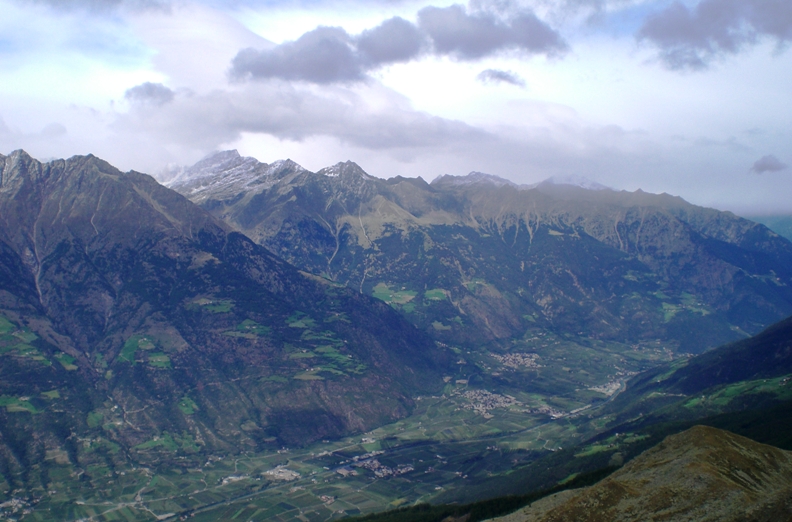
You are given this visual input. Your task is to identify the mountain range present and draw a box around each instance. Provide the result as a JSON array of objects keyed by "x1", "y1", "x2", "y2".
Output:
[
  {"x1": 2, "y1": 148, "x2": 792, "y2": 520},
  {"x1": 168, "y1": 150, "x2": 792, "y2": 354}
]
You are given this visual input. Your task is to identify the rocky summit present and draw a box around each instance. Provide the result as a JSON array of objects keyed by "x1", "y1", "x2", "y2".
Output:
[{"x1": 0, "y1": 150, "x2": 449, "y2": 493}]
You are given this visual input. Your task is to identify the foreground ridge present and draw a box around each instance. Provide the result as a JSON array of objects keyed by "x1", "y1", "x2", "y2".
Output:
[{"x1": 490, "y1": 426, "x2": 792, "y2": 522}]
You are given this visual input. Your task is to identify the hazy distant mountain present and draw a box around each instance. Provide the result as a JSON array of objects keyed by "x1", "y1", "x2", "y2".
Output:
[
  {"x1": 540, "y1": 174, "x2": 611, "y2": 191},
  {"x1": 747, "y1": 215, "x2": 792, "y2": 242},
  {"x1": 433, "y1": 171, "x2": 521, "y2": 188},
  {"x1": 171, "y1": 151, "x2": 792, "y2": 353},
  {"x1": 0, "y1": 150, "x2": 448, "y2": 491},
  {"x1": 490, "y1": 426, "x2": 792, "y2": 522}
]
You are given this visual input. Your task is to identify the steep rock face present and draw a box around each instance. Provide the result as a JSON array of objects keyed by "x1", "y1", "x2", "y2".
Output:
[
  {"x1": 0, "y1": 151, "x2": 448, "y2": 490},
  {"x1": 170, "y1": 152, "x2": 792, "y2": 352},
  {"x1": 491, "y1": 426, "x2": 792, "y2": 522}
]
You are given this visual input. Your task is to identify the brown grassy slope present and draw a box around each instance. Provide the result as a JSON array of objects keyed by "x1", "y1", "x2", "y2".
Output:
[{"x1": 490, "y1": 425, "x2": 792, "y2": 522}]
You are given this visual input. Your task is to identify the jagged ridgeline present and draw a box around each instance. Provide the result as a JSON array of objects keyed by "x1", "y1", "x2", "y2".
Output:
[
  {"x1": 169, "y1": 150, "x2": 792, "y2": 353},
  {"x1": 0, "y1": 151, "x2": 449, "y2": 489}
]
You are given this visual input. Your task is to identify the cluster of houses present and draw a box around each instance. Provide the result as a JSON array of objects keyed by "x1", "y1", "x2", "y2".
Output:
[
  {"x1": 334, "y1": 449, "x2": 415, "y2": 479},
  {"x1": 454, "y1": 389, "x2": 520, "y2": 418},
  {"x1": 491, "y1": 352, "x2": 542, "y2": 370}
]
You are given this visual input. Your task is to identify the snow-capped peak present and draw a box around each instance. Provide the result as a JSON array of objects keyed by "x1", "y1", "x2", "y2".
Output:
[{"x1": 318, "y1": 161, "x2": 374, "y2": 180}]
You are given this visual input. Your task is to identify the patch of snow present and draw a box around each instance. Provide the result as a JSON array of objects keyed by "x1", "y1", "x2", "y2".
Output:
[
  {"x1": 161, "y1": 151, "x2": 306, "y2": 203},
  {"x1": 323, "y1": 164, "x2": 342, "y2": 177}
]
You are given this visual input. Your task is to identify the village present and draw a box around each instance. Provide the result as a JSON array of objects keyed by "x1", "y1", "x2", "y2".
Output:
[
  {"x1": 490, "y1": 352, "x2": 542, "y2": 370},
  {"x1": 335, "y1": 449, "x2": 416, "y2": 479}
]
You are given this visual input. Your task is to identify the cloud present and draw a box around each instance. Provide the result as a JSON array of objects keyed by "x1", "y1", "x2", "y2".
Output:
[
  {"x1": 25, "y1": 0, "x2": 169, "y2": 13},
  {"x1": 417, "y1": 4, "x2": 567, "y2": 59},
  {"x1": 230, "y1": 26, "x2": 363, "y2": 84},
  {"x1": 229, "y1": 4, "x2": 565, "y2": 84},
  {"x1": 476, "y1": 68, "x2": 525, "y2": 86},
  {"x1": 113, "y1": 82, "x2": 490, "y2": 153},
  {"x1": 107, "y1": 79, "x2": 663, "y2": 185},
  {"x1": 356, "y1": 16, "x2": 427, "y2": 66},
  {"x1": 638, "y1": 0, "x2": 792, "y2": 70},
  {"x1": 0, "y1": 116, "x2": 72, "y2": 161},
  {"x1": 750, "y1": 154, "x2": 788, "y2": 174},
  {"x1": 40, "y1": 122, "x2": 68, "y2": 138},
  {"x1": 125, "y1": 82, "x2": 175, "y2": 105},
  {"x1": 230, "y1": 17, "x2": 430, "y2": 85}
]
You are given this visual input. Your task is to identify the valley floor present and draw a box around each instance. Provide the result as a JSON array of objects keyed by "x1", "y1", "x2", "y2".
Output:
[{"x1": 7, "y1": 370, "x2": 641, "y2": 522}]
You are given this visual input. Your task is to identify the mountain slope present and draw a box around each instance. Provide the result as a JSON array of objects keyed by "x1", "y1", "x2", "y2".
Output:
[
  {"x1": 490, "y1": 426, "x2": 792, "y2": 522},
  {"x1": 425, "y1": 310, "x2": 792, "y2": 508},
  {"x1": 169, "y1": 151, "x2": 792, "y2": 353},
  {"x1": 601, "y1": 312, "x2": 792, "y2": 428},
  {"x1": 0, "y1": 150, "x2": 448, "y2": 494}
]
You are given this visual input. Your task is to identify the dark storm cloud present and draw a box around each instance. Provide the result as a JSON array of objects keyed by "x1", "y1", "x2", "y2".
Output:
[
  {"x1": 417, "y1": 4, "x2": 567, "y2": 59},
  {"x1": 476, "y1": 68, "x2": 525, "y2": 86},
  {"x1": 417, "y1": 5, "x2": 512, "y2": 58},
  {"x1": 230, "y1": 4, "x2": 565, "y2": 84},
  {"x1": 638, "y1": 0, "x2": 792, "y2": 70},
  {"x1": 230, "y1": 26, "x2": 363, "y2": 84},
  {"x1": 750, "y1": 154, "x2": 788, "y2": 174},
  {"x1": 230, "y1": 17, "x2": 429, "y2": 85},
  {"x1": 125, "y1": 82, "x2": 175, "y2": 105},
  {"x1": 356, "y1": 17, "x2": 427, "y2": 66}
]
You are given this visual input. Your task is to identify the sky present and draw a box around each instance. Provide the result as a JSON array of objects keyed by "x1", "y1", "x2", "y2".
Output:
[{"x1": 1, "y1": 0, "x2": 791, "y2": 214}]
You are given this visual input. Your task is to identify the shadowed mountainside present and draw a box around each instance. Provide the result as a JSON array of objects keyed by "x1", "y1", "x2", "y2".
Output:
[
  {"x1": 602, "y1": 313, "x2": 792, "y2": 427},
  {"x1": 0, "y1": 150, "x2": 449, "y2": 493}
]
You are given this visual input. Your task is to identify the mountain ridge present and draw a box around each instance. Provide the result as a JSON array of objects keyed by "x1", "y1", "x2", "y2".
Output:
[
  {"x1": 488, "y1": 425, "x2": 792, "y2": 522},
  {"x1": 169, "y1": 150, "x2": 792, "y2": 353}
]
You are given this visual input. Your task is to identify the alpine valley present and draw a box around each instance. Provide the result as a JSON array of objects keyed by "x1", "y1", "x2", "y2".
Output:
[{"x1": 2, "y1": 149, "x2": 792, "y2": 521}]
